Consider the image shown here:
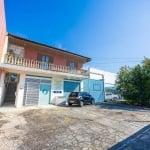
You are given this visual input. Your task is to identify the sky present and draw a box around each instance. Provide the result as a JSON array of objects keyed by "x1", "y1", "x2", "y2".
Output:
[{"x1": 4, "y1": 0, "x2": 150, "y2": 73}]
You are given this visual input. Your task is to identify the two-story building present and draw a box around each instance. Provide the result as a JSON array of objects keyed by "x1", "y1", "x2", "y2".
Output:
[
  {"x1": 0, "y1": 0, "x2": 91, "y2": 107},
  {"x1": 0, "y1": 34, "x2": 91, "y2": 107}
]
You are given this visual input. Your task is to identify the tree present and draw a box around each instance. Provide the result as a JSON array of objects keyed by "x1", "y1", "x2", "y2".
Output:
[{"x1": 116, "y1": 58, "x2": 150, "y2": 107}]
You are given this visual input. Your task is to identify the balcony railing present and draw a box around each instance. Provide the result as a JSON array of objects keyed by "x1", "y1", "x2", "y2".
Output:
[{"x1": 4, "y1": 54, "x2": 89, "y2": 76}]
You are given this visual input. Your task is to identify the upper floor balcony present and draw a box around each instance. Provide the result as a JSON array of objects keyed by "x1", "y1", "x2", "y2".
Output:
[{"x1": 4, "y1": 54, "x2": 89, "y2": 77}]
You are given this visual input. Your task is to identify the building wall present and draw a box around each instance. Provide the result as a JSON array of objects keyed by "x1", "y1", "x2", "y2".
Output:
[
  {"x1": 4, "y1": 43, "x2": 83, "y2": 70},
  {"x1": 0, "y1": 0, "x2": 6, "y2": 60},
  {"x1": 15, "y1": 73, "x2": 76, "y2": 107},
  {"x1": 51, "y1": 77, "x2": 64, "y2": 102},
  {"x1": 89, "y1": 68, "x2": 117, "y2": 87},
  {"x1": 15, "y1": 73, "x2": 25, "y2": 107},
  {"x1": 25, "y1": 47, "x2": 83, "y2": 69},
  {"x1": 0, "y1": 72, "x2": 6, "y2": 106},
  {"x1": 14, "y1": 72, "x2": 84, "y2": 107}
]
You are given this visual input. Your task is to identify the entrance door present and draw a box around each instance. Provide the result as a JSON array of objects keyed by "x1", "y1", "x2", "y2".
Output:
[
  {"x1": 39, "y1": 83, "x2": 51, "y2": 105},
  {"x1": 3, "y1": 73, "x2": 19, "y2": 105},
  {"x1": 4, "y1": 82, "x2": 17, "y2": 104}
]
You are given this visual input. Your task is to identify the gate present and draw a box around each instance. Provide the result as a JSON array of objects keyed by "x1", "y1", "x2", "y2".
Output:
[{"x1": 83, "y1": 79, "x2": 104, "y2": 103}]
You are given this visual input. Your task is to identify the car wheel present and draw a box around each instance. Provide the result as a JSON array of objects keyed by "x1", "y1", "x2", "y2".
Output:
[
  {"x1": 79, "y1": 101, "x2": 83, "y2": 107},
  {"x1": 68, "y1": 103, "x2": 72, "y2": 106}
]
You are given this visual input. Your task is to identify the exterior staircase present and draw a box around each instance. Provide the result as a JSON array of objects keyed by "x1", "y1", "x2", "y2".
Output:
[{"x1": 4, "y1": 82, "x2": 17, "y2": 104}]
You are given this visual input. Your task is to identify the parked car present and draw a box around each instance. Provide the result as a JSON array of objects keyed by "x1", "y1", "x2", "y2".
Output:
[
  {"x1": 68, "y1": 92, "x2": 95, "y2": 107},
  {"x1": 105, "y1": 92, "x2": 120, "y2": 101}
]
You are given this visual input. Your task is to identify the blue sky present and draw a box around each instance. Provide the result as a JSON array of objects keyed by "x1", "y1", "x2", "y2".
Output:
[{"x1": 4, "y1": 0, "x2": 150, "y2": 73}]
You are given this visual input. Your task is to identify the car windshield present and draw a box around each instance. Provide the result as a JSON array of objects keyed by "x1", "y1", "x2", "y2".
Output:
[{"x1": 69, "y1": 92, "x2": 79, "y2": 97}]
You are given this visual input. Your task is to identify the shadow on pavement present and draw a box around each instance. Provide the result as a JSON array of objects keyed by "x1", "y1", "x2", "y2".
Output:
[
  {"x1": 108, "y1": 124, "x2": 150, "y2": 150},
  {"x1": 96, "y1": 103, "x2": 150, "y2": 112}
]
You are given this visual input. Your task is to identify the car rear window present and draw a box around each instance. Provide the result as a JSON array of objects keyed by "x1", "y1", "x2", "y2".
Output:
[{"x1": 69, "y1": 92, "x2": 79, "y2": 97}]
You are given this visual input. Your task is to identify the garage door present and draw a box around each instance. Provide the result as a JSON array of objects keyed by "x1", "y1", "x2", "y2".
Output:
[
  {"x1": 23, "y1": 78, "x2": 40, "y2": 106},
  {"x1": 64, "y1": 80, "x2": 80, "y2": 98},
  {"x1": 23, "y1": 76, "x2": 51, "y2": 106}
]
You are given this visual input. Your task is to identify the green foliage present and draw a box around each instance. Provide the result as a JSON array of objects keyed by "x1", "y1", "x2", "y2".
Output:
[{"x1": 116, "y1": 58, "x2": 150, "y2": 107}]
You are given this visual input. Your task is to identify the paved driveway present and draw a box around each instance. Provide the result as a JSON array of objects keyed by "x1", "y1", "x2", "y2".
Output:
[{"x1": 0, "y1": 104, "x2": 150, "y2": 150}]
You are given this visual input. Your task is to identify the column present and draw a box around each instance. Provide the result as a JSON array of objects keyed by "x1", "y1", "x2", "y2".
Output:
[{"x1": 15, "y1": 73, "x2": 25, "y2": 108}]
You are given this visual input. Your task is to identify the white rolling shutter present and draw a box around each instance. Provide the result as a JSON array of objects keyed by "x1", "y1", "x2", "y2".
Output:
[
  {"x1": 23, "y1": 77, "x2": 51, "y2": 106},
  {"x1": 23, "y1": 78, "x2": 40, "y2": 106}
]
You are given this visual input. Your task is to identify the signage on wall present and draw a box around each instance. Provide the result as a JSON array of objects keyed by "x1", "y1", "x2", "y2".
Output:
[{"x1": 53, "y1": 90, "x2": 62, "y2": 94}]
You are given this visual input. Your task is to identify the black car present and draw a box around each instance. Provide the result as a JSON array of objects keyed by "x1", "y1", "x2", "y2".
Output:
[{"x1": 68, "y1": 92, "x2": 95, "y2": 107}]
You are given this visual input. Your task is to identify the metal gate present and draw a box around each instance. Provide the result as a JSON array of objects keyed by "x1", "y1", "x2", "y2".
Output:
[{"x1": 83, "y1": 79, "x2": 104, "y2": 103}]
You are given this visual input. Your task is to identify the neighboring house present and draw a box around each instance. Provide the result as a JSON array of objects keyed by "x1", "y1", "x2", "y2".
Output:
[{"x1": 0, "y1": 0, "x2": 91, "y2": 107}]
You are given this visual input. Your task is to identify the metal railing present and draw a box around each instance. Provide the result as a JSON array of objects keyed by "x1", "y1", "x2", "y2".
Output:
[{"x1": 4, "y1": 54, "x2": 89, "y2": 76}]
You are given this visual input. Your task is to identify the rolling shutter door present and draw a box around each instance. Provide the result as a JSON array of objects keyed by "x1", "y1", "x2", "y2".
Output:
[
  {"x1": 64, "y1": 80, "x2": 80, "y2": 98},
  {"x1": 23, "y1": 78, "x2": 40, "y2": 106},
  {"x1": 23, "y1": 77, "x2": 51, "y2": 106}
]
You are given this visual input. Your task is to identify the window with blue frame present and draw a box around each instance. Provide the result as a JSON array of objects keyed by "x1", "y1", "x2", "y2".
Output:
[
  {"x1": 38, "y1": 54, "x2": 53, "y2": 69},
  {"x1": 67, "y1": 61, "x2": 77, "y2": 70}
]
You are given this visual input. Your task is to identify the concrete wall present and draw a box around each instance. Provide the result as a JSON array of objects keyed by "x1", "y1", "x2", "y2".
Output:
[
  {"x1": 0, "y1": 0, "x2": 6, "y2": 60},
  {"x1": 51, "y1": 77, "x2": 64, "y2": 104},
  {"x1": 15, "y1": 73, "x2": 25, "y2": 107}
]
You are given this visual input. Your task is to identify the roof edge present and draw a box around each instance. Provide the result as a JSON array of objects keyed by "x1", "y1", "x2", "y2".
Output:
[{"x1": 7, "y1": 33, "x2": 91, "y2": 62}]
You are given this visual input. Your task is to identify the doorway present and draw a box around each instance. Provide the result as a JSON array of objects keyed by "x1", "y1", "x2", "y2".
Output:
[
  {"x1": 3, "y1": 73, "x2": 19, "y2": 105},
  {"x1": 39, "y1": 83, "x2": 51, "y2": 105}
]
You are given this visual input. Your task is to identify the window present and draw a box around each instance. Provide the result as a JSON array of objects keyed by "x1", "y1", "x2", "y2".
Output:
[
  {"x1": 41, "y1": 56, "x2": 49, "y2": 63},
  {"x1": 67, "y1": 61, "x2": 77, "y2": 70},
  {"x1": 38, "y1": 54, "x2": 53, "y2": 63},
  {"x1": 69, "y1": 62, "x2": 75, "y2": 70},
  {"x1": 38, "y1": 54, "x2": 53, "y2": 69}
]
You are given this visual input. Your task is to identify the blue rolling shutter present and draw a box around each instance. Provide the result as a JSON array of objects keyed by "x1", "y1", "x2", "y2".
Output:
[{"x1": 64, "y1": 80, "x2": 80, "y2": 98}]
